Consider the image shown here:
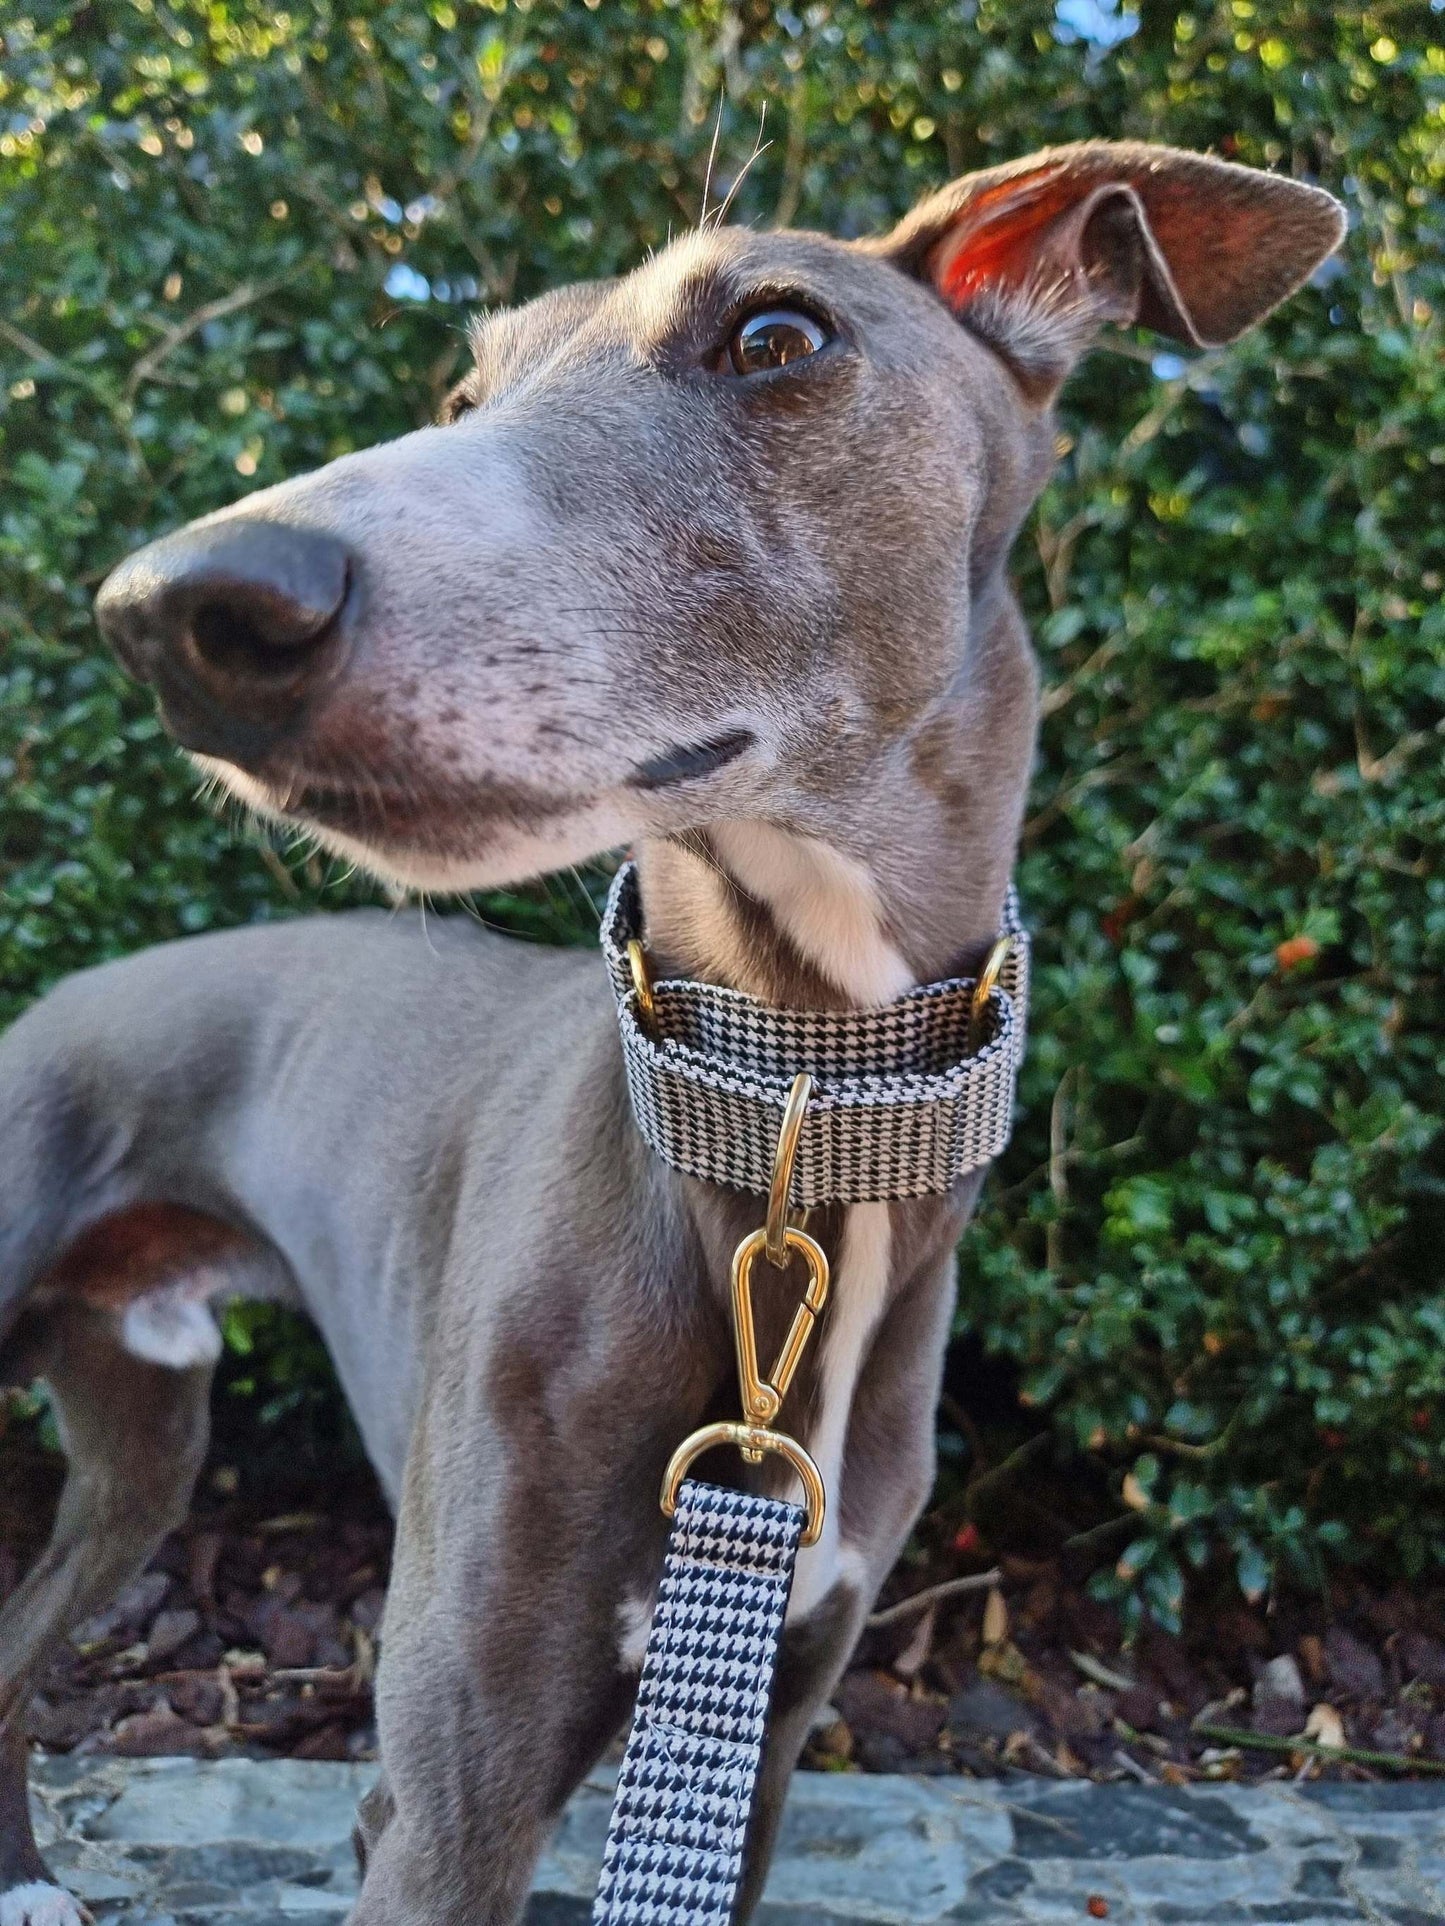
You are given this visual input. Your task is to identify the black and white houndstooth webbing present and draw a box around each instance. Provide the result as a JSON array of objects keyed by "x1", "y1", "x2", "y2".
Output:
[
  {"x1": 593, "y1": 1480, "x2": 803, "y2": 1926},
  {"x1": 600, "y1": 861, "x2": 1030, "y2": 1207}
]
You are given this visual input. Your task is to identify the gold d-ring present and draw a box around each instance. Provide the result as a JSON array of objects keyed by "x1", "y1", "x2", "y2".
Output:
[
  {"x1": 967, "y1": 936, "x2": 1015, "y2": 1054},
  {"x1": 661, "y1": 1421, "x2": 827, "y2": 1546},
  {"x1": 626, "y1": 938, "x2": 656, "y2": 1030},
  {"x1": 765, "y1": 1072, "x2": 812, "y2": 1268}
]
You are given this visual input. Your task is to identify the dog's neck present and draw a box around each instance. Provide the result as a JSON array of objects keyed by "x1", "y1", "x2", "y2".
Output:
[
  {"x1": 635, "y1": 606, "x2": 1037, "y2": 1012},
  {"x1": 630, "y1": 691, "x2": 1031, "y2": 1617}
]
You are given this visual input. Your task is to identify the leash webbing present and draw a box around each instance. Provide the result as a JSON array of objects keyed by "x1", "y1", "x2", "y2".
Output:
[
  {"x1": 600, "y1": 861, "x2": 1029, "y2": 1207},
  {"x1": 593, "y1": 1480, "x2": 803, "y2": 1926}
]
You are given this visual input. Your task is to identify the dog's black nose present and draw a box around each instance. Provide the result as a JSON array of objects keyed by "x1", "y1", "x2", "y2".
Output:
[{"x1": 95, "y1": 520, "x2": 352, "y2": 758}]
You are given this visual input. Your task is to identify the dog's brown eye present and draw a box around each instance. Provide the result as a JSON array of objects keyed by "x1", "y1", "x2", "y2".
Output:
[
  {"x1": 727, "y1": 308, "x2": 828, "y2": 376},
  {"x1": 441, "y1": 381, "x2": 480, "y2": 424}
]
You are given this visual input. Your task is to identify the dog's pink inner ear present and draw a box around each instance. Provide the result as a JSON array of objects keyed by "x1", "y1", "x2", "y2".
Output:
[
  {"x1": 927, "y1": 169, "x2": 1087, "y2": 314},
  {"x1": 921, "y1": 170, "x2": 1169, "y2": 400},
  {"x1": 895, "y1": 144, "x2": 1347, "y2": 400}
]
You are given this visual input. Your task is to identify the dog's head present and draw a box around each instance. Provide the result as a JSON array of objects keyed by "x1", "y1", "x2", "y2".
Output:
[{"x1": 97, "y1": 142, "x2": 1343, "y2": 896}]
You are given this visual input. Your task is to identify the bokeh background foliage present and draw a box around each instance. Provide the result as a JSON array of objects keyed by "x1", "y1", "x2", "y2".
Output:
[{"x1": 2, "y1": 0, "x2": 1442, "y2": 1624}]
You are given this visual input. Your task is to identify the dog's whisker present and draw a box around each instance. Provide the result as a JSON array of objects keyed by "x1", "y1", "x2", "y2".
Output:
[
  {"x1": 699, "y1": 86, "x2": 726, "y2": 231},
  {"x1": 712, "y1": 108, "x2": 770, "y2": 230}
]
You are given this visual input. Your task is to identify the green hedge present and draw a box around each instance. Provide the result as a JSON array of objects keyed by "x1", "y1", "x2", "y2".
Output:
[{"x1": 2, "y1": 0, "x2": 1441, "y2": 1625}]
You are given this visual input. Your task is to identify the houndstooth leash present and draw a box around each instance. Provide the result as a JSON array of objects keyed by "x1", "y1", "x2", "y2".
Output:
[{"x1": 592, "y1": 859, "x2": 1029, "y2": 1925}]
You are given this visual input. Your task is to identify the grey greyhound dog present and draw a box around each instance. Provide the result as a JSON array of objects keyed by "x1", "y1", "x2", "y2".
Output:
[{"x1": 0, "y1": 142, "x2": 1343, "y2": 1926}]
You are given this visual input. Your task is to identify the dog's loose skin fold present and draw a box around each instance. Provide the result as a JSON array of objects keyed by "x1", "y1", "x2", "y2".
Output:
[{"x1": 0, "y1": 145, "x2": 1343, "y2": 1926}]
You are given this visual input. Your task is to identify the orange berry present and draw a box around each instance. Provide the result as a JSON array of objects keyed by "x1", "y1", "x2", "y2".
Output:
[{"x1": 1275, "y1": 935, "x2": 1320, "y2": 969}]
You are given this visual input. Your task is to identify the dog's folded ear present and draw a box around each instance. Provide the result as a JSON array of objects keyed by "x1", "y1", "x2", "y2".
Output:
[{"x1": 877, "y1": 141, "x2": 1346, "y2": 400}]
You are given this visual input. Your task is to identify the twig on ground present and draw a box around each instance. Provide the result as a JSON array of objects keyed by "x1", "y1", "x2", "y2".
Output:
[
  {"x1": 1027, "y1": 1734, "x2": 1073, "y2": 1777},
  {"x1": 1193, "y1": 1723, "x2": 1445, "y2": 1777},
  {"x1": 1069, "y1": 1649, "x2": 1138, "y2": 1694},
  {"x1": 866, "y1": 1568, "x2": 1002, "y2": 1630}
]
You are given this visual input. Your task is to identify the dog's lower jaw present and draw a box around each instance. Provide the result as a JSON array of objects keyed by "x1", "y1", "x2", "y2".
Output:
[{"x1": 192, "y1": 753, "x2": 637, "y2": 898}]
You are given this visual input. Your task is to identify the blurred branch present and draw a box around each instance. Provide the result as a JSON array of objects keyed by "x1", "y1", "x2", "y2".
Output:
[
  {"x1": 429, "y1": 42, "x2": 519, "y2": 214},
  {"x1": 939, "y1": 1391, "x2": 986, "y2": 1471},
  {"x1": 1354, "y1": 711, "x2": 1440, "y2": 784},
  {"x1": 1061, "y1": 1517, "x2": 1137, "y2": 1570},
  {"x1": 771, "y1": 75, "x2": 808, "y2": 229},
  {"x1": 2, "y1": 315, "x2": 127, "y2": 418},
  {"x1": 1350, "y1": 173, "x2": 1417, "y2": 332},
  {"x1": 126, "y1": 277, "x2": 292, "y2": 398},
  {"x1": 1095, "y1": 335, "x2": 1166, "y2": 366},
  {"x1": 1023, "y1": 758, "x2": 1140, "y2": 845},
  {"x1": 1039, "y1": 637, "x2": 1124, "y2": 717},
  {"x1": 1034, "y1": 509, "x2": 1102, "y2": 611},
  {"x1": 964, "y1": 1432, "x2": 1053, "y2": 1516},
  {"x1": 1046, "y1": 1069, "x2": 1074, "y2": 1277},
  {"x1": 0, "y1": 317, "x2": 64, "y2": 371},
  {"x1": 986, "y1": 1132, "x2": 1146, "y2": 1210},
  {"x1": 866, "y1": 1568, "x2": 1002, "y2": 1630},
  {"x1": 1120, "y1": 349, "x2": 1227, "y2": 457},
  {"x1": 257, "y1": 844, "x2": 302, "y2": 902}
]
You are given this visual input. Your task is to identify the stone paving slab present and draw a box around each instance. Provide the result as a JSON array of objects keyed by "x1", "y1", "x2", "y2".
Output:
[{"x1": 27, "y1": 1756, "x2": 1445, "y2": 1924}]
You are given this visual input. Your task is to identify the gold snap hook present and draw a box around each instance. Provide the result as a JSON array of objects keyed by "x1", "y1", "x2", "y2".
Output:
[
  {"x1": 730, "y1": 1224, "x2": 830, "y2": 1445},
  {"x1": 765, "y1": 1071, "x2": 812, "y2": 1269},
  {"x1": 967, "y1": 935, "x2": 1015, "y2": 1055},
  {"x1": 659, "y1": 1066, "x2": 830, "y2": 1539},
  {"x1": 626, "y1": 938, "x2": 657, "y2": 1032}
]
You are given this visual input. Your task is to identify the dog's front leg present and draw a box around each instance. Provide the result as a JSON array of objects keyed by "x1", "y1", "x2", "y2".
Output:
[
  {"x1": 731, "y1": 1583, "x2": 872, "y2": 1923},
  {"x1": 352, "y1": 1671, "x2": 608, "y2": 1924},
  {"x1": 351, "y1": 1555, "x2": 638, "y2": 1924},
  {"x1": 348, "y1": 1388, "x2": 658, "y2": 1926}
]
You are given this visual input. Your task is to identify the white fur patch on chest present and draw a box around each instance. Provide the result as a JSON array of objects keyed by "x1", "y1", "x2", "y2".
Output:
[
  {"x1": 786, "y1": 1201, "x2": 893, "y2": 1622},
  {"x1": 616, "y1": 1592, "x2": 654, "y2": 1671},
  {"x1": 708, "y1": 823, "x2": 913, "y2": 1006},
  {"x1": 118, "y1": 1284, "x2": 223, "y2": 1371}
]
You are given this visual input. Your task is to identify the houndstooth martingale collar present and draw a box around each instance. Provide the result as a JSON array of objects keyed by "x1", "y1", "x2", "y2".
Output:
[{"x1": 599, "y1": 858, "x2": 1031, "y2": 1209}]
